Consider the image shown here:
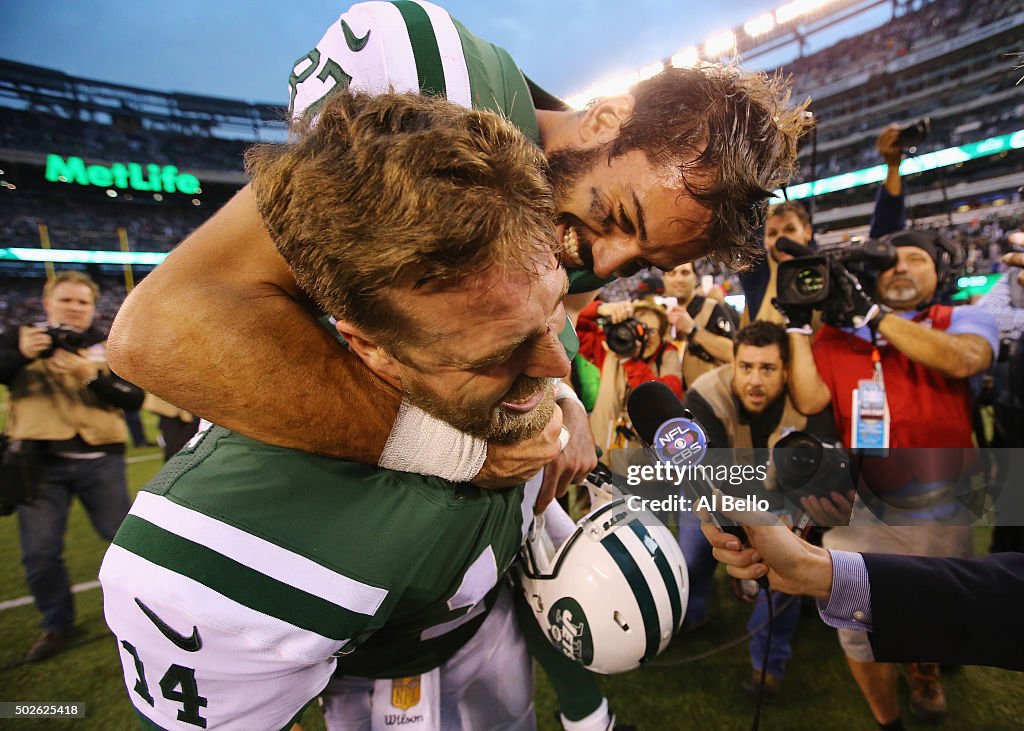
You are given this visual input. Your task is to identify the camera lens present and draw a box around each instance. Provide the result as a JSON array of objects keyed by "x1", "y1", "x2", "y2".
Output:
[
  {"x1": 794, "y1": 267, "x2": 827, "y2": 298},
  {"x1": 605, "y1": 322, "x2": 639, "y2": 356},
  {"x1": 773, "y1": 432, "x2": 824, "y2": 484}
]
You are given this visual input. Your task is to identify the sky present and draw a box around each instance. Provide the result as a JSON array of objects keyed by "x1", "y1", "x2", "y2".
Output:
[{"x1": 0, "y1": 0, "x2": 888, "y2": 105}]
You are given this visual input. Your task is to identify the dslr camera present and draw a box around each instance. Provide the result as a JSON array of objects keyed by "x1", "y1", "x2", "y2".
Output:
[
  {"x1": 35, "y1": 323, "x2": 103, "y2": 358},
  {"x1": 597, "y1": 317, "x2": 649, "y2": 357},
  {"x1": 896, "y1": 117, "x2": 930, "y2": 149},
  {"x1": 772, "y1": 430, "x2": 857, "y2": 523},
  {"x1": 775, "y1": 237, "x2": 898, "y2": 308}
]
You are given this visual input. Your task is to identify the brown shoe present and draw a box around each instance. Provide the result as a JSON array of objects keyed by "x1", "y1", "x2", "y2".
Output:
[
  {"x1": 24, "y1": 628, "x2": 74, "y2": 662},
  {"x1": 740, "y1": 669, "x2": 782, "y2": 701},
  {"x1": 908, "y1": 662, "x2": 948, "y2": 721}
]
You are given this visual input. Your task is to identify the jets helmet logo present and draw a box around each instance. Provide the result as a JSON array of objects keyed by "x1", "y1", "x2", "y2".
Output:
[{"x1": 547, "y1": 598, "x2": 594, "y2": 665}]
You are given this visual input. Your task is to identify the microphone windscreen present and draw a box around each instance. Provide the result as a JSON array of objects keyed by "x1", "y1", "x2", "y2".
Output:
[
  {"x1": 775, "y1": 236, "x2": 809, "y2": 258},
  {"x1": 627, "y1": 381, "x2": 689, "y2": 446}
]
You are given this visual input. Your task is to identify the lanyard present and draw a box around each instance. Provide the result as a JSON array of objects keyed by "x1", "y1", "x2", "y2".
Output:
[{"x1": 869, "y1": 330, "x2": 885, "y2": 387}]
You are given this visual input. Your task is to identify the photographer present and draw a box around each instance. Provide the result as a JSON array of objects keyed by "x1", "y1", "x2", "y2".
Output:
[
  {"x1": 870, "y1": 123, "x2": 909, "y2": 239},
  {"x1": 661, "y1": 262, "x2": 735, "y2": 388},
  {"x1": 739, "y1": 200, "x2": 815, "y2": 326},
  {"x1": 740, "y1": 123, "x2": 910, "y2": 329},
  {"x1": 0, "y1": 271, "x2": 143, "y2": 662},
  {"x1": 977, "y1": 245, "x2": 1024, "y2": 552},
  {"x1": 577, "y1": 298, "x2": 681, "y2": 472},
  {"x1": 776, "y1": 230, "x2": 998, "y2": 728},
  {"x1": 677, "y1": 321, "x2": 841, "y2": 699}
]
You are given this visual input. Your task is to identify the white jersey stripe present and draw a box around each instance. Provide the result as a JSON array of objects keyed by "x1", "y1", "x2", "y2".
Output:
[
  {"x1": 520, "y1": 469, "x2": 545, "y2": 540},
  {"x1": 411, "y1": 0, "x2": 472, "y2": 108},
  {"x1": 131, "y1": 491, "x2": 388, "y2": 616},
  {"x1": 349, "y1": 1, "x2": 419, "y2": 94},
  {"x1": 101, "y1": 544, "x2": 343, "y2": 663},
  {"x1": 101, "y1": 546, "x2": 338, "y2": 730}
]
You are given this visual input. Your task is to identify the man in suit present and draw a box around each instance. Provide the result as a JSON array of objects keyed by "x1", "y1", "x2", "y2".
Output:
[{"x1": 701, "y1": 519, "x2": 1024, "y2": 672}]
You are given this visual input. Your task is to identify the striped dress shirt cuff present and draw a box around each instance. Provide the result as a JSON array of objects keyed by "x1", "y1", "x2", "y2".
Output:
[{"x1": 817, "y1": 550, "x2": 873, "y2": 632}]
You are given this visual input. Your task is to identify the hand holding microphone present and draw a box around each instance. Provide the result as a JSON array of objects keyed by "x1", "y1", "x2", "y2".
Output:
[
  {"x1": 626, "y1": 380, "x2": 770, "y2": 589},
  {"x1": 700, "y1": 518, "x2": 834, "y2": 601}
]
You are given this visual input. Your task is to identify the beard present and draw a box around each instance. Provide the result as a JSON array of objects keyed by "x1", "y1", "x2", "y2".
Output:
[
  {"x1": 546, "y1": 145, "x2": 602, "y2": 204},
  {"x1": 879, "y1": 279, "x2": 920, "y2": 308},
  {"x1": 740, "y1": 390, "x2": 767, "y2": 414},
  {"x1": 546, "y1": 146, "x2": 604, "y2": 271},
  {"x1": 402, "y1": 375, "x2": 557, "y2": 444}
]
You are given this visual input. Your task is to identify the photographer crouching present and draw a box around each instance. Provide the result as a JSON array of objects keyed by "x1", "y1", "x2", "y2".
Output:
[{"x1": 0, "y1": 271, "x2": 143, "y2": 662}]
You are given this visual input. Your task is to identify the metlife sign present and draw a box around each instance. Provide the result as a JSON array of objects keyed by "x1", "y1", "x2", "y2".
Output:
[{"x1": 44, "y1": 154, "x2": 201, "y2": 194}]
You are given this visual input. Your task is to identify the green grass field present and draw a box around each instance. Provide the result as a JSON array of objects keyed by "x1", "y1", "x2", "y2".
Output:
[{"x1": 1, "y1": 409, "x2": 1021, "y2": 730}]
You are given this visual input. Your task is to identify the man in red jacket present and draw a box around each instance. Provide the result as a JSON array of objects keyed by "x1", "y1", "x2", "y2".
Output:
[{"x1": 780, "y1": 230, "x2": 999, "y2": 729}]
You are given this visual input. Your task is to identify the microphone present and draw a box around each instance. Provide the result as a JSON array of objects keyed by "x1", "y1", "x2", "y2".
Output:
[
  {"x1": 774, "y1": 236, "x2": 811, "y2": 258},
  {"x1": 627, "y1": 381, "x2": 697, "y2": 447},
  {"x1": 627, "y1": 381, "x2": 769, "y2": 588}
]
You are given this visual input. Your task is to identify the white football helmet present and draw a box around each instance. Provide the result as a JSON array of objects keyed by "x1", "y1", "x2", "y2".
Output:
[{"x1": 516, "y1": 495, "x2": 688, "y2": 674}]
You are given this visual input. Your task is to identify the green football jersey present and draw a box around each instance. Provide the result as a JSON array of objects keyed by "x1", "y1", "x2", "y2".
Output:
[
  {"x1": 288, "y1": 0, "x2": 613, "y2": 297},
  {"x1": 101, "y1": 425, "x2": 539, "y2": 730},
  {"x1": 289, "y1": 0, "x2": 540, "y2": 142}
]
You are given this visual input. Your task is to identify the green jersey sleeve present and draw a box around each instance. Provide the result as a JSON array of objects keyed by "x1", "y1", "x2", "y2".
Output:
[{"x1": 289, "y1": 0, "x2": 537, "y2": 141}]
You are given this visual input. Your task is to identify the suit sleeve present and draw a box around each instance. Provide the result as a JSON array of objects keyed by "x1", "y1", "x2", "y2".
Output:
[{"x1": 863, "y1": 552, "x2": 1024, "y2": 671}]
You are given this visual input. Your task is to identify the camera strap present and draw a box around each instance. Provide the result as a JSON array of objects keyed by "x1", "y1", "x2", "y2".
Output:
[{"x1": 850, "y1": 338, "x2": 890, "y2": 455}]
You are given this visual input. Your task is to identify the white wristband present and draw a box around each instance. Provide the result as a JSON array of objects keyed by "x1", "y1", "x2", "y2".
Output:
[
  {"x1": 554, "y1": 379, "x2": 583, "y2": 409},
  {"x1": 377, "y1": 399, "x2": 487, "y2": 482}
]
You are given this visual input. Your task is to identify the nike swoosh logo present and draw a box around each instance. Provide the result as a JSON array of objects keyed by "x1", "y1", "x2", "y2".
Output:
[
  {"x1": 341, "y1": 20, "x2": 370, "y2": 52},
  {"x1": 135, "y1": 598, "x2": 203, "y2": 652}
]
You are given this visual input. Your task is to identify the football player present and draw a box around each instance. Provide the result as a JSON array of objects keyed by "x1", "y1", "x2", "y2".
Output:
[
  {"x1": 107, "y1": 0, "x2": 810, "y2": 507},
  {"x1": 102, "y1": 90, "x2": 567, "y2": 731}
]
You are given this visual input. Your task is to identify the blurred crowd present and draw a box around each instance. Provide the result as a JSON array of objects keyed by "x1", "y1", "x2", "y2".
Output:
[
  {"x1": 0, "y1": 108, "x2": 256, "y2": 171},
  {"x1": 0, "y1": 193, "x2": 208, "y2": 252},
  {"x1": 784, "y1": 0, "x2": 1022, "y2": 97}
]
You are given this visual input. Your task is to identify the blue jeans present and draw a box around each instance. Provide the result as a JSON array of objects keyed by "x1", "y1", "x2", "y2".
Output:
[
  {"x1": 677, "y1": 512, "x2": 719, "y2": 626},
  {"x1": 17, "y1": 454, "x2": 130, "y2": 631},
  {"x1": 677, "y1": 515, "x2": 801, "y2": 679},
  {"x1": 747, "y1": 589, "x2": 801, "y2": 678}
]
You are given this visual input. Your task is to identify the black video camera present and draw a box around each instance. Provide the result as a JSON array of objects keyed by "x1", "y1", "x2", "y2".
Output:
[
  {"x1": 775, "y1": 237, "x2": 898, "y2": 308},
  {"x1": 597, "y1": 317, "x2": 649, "y2": 357},
  {"x1": 36, "y1": 324, "x2": 102, "y2": 358}
]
